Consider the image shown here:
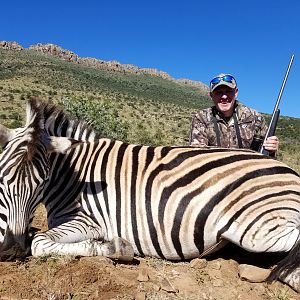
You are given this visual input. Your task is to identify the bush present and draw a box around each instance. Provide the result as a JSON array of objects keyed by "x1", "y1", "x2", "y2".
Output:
[{"x1": 61, "y1": 97, "x2": 129, "y2": 142}]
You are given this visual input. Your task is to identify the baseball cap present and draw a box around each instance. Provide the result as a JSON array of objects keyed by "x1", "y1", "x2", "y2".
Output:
[{"x1": 209, "y1": 74, "x2": 237, "y2": 92}]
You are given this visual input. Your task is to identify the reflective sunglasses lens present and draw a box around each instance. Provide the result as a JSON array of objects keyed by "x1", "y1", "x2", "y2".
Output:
[
  {"x1": 210, "y1": 77, "x2": 221, "y2": 85},
  {"x1": 222, "y1": 75, "x2": 235, "y2": 82}
]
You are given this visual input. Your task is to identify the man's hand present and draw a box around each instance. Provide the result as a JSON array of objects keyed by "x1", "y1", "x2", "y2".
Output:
[{"x1": 263, "y1": 136, "x2": 279, "y2": 152}]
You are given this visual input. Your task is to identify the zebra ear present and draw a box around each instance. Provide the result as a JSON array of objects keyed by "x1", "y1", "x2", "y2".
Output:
[
  {"x1": 0, "y1": 124, "x2": 14, "y2": 147},
  {"x1": 47, "y1": 136, "x2": 83, "y2": 154}
]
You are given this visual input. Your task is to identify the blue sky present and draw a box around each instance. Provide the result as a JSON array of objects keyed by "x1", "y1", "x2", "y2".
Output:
[{"x1": 1, "y1": 0, "x2": 300, "y2": 118}]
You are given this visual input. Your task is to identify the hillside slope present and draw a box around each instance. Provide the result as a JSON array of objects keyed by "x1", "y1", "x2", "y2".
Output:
[
  {"x1": 0, "y1": 44, "x2": 300, "y2": 171},
  {"x1": 0, "y1": 47, "x2": 211, "y2": 146}
]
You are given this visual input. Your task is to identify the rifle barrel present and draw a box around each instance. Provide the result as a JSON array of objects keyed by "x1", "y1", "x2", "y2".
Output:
[
  {"x1": 272, "y1": 54, "x2": 294, "y2": 114},
  {"x1": 260, "y1": 54, "x2": 294, "y2": 154}
]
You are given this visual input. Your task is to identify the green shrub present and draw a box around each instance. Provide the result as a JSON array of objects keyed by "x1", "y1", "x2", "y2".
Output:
[{"x1": 61, "y1": 97, "x2": 129, "y2": 142}]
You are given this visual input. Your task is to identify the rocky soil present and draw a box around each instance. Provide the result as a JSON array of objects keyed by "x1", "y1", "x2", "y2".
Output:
[{"x1": 0, "y1": 206, "x2": 299, "y2": 300}]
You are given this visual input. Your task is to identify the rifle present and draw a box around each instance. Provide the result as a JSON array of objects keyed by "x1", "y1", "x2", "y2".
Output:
[{"x1": 259, "y1": 54, "x2": 294, "y2": 156}]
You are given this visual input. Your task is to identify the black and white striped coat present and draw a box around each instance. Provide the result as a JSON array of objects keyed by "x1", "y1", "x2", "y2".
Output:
[{"x1": 0, "y1": 98, "x2": 300, "y2": 291}]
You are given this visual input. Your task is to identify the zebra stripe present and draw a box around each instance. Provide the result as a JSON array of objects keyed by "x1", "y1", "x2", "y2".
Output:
[{"x1": 1, "y1": 98, "x2": 300, "y2": 291}]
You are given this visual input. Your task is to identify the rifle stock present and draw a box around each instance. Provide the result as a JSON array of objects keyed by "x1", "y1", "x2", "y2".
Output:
[{"x1": 260, "y1": 109, "x2": 280, "y2": 156}]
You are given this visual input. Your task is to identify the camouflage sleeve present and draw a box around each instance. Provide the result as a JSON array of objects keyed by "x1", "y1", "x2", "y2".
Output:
[
  {"x1": 189, "y1": 113, "x2": 208, "y2": 147},
  {"x1": 254, "y1": 112, "x2": 268, "y2": 138}
]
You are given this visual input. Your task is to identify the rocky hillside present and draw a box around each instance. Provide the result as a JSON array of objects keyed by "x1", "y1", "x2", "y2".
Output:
[
  {"x1": 1, "y1": 40, "x2": 300, "y2": 172},
  {"x1": 0, "y1": 41, "x2": 208, "y2": 90},
  {"x1": 0, "y1": 43, "x2": 211, "y2": 148}
]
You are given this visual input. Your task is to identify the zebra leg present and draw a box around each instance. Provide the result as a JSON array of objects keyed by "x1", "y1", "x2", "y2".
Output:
[
  {"x1": 277, "y1": 268, "x2": 300, "y2": 293},
  {"x1": 266, "y1": 240, "x2": 300, "y2": 292},
  {"x1": 31, "y1": 222, "x2": 134, "y2": 261}
]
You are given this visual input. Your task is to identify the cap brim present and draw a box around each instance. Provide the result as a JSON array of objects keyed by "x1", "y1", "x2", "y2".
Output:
[{"x1": 210, "y1": 81, "x2": 236, "y2": 92}]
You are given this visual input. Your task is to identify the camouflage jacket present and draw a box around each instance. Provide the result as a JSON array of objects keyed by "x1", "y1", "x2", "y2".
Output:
[{"x1": 189, "y1": 101, "x2": 268, "y2": 149}]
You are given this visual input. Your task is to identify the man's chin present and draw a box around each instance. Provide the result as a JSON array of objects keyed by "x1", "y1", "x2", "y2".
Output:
[{"x1": 217, "y1": 104, "x2": 232, "y2": 112}]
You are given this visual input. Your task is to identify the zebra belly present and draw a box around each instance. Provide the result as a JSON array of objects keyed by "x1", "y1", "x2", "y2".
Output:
[{"x1": 98, "y1": 201, "x2": 221, "y2": 261}]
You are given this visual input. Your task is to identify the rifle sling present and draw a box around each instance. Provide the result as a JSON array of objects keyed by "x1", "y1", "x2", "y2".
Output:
[
  {"x1": 233, "y1": 111, "x2": 243, "y2": 148},
  {"x1": 212, "y1": 116, "x2": 221, "y2": 147},
  {"x1": 212, "y1": 110, "x2": 243, "y2": 148}
]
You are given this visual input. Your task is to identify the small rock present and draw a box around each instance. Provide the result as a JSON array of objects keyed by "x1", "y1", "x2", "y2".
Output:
[
  {"x1": 190, "y1": 258, "x2": 208, "y2": 269},
  {"x1": 210, "y1": 261, "x2": 221, "y2": 270},
  {"x1": 160, "y1": 278, "x2": 178, "y2": 293},
  {"x1": 238, "y1": 264, "x2": 271, "y2": 283},
  {"x1": 137, "y1": 268, "x2": 149, "y2": 282}
]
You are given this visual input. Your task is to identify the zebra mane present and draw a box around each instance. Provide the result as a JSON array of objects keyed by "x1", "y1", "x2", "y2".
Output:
[
  {"x1": 23, "y1": 100, "x2": 46, "y2": 161},
  {"x1": 28, "y1": 97, "x2": 100, "y2": 142}
]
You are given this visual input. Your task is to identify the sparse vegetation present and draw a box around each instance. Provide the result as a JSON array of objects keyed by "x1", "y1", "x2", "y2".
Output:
[
  {"x1": 0, "y1": 45, "x2": 300, "y2": 300},
  {"x1": 1, "y1": 49, "x2": 299, "y2": 170}
]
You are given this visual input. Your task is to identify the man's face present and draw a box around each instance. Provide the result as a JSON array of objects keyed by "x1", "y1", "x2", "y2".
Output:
[{"x1": 210, "y1": 85, "x2": 238, "y2": 117}]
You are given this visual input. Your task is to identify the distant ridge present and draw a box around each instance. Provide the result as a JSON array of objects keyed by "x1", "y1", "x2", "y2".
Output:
[{"x1": 0, "y1": 41, "x2": 208, "y2": 91}]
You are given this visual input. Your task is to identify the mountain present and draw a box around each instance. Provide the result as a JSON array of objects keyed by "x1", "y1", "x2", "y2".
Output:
[
  {"x1": 0, "y1": 41, "x2": 208, "y2": 90},
  {"x1": 0, "y1": 41, "x2": 211, "y2": 146},
  {"x1": 0, "y1": 41, "x2": 300, "y2": 172}
]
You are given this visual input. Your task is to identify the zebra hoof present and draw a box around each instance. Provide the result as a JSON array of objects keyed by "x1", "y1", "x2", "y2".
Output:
[{"x1": 108, "y1": 237, "x2": 134, "y2": 262}]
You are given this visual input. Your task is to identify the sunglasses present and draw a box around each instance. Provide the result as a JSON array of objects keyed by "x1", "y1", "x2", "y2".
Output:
[{"x1": 210, "y1": 75, "x2": 236, "y2": 87}]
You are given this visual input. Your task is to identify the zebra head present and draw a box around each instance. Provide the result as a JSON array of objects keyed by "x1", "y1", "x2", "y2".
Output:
[{"x1": 0, "y1": 102, "x2": 81, "y2": 260}]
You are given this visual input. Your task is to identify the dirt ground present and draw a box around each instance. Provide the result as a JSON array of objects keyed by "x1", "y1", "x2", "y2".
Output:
[{"x1": 0, "y1": 206, "x2": 299, "y2": 300}]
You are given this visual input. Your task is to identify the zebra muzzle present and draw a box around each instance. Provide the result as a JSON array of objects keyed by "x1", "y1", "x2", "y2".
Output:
[{"x1": 0, "y1": 228, "x2": 31, "y2": 261}]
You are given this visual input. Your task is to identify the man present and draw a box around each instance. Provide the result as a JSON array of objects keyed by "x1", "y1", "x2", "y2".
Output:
[{"x1": 189, "y1": 74, "x2": 279, "y2": 154}]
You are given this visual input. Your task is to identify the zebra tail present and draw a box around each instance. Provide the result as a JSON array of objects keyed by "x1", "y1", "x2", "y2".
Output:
[{"x1": 266, "y1": 240, "x2": 300, "y2": 283}]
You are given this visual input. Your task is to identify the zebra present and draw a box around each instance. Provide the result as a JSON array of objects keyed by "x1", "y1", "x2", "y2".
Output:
[
  {"x1": 0, "y1": 101, "x2": 83, "y2": 259},
  {"x1": 0, "y1": 98, "x2": 300, "y2": 291}
]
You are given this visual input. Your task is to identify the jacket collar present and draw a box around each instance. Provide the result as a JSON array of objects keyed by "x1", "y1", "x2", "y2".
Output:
[{"x1": 212, "y1": 101, "x2": 255, "y2": 123}]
